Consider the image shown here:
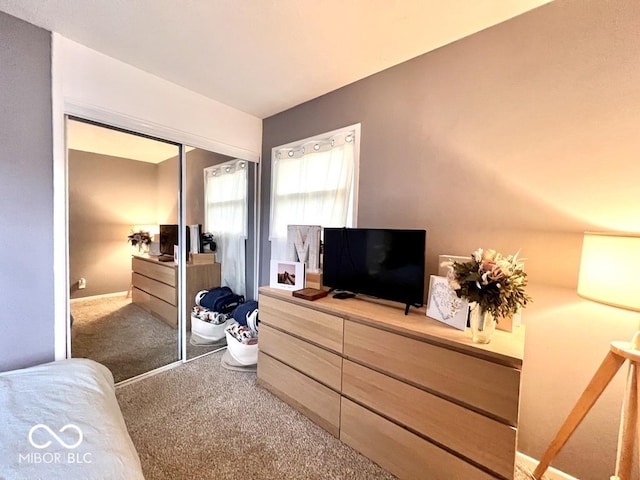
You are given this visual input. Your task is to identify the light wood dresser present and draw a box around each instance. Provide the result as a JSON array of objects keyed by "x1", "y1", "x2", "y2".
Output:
[
  {"x1": 257, "y1": 286, "x2": 525, "y2": 480},
  {"x1": 131, "y1": 255, "x2": 221, "y2": 328}
]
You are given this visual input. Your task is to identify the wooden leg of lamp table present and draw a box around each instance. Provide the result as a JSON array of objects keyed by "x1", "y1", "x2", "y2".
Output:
[
  {"x1": 533, "y1": 351, "x2": 626, "y2": 479},
  {"x1": 611, "y1": 361, "x2": 639, "y2": 480}
]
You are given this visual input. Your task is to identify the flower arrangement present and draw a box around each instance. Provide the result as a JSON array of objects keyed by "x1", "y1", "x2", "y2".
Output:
[
  {"x1": 127, "y1": 231, "x2": 152, "y2": 250},
  {"x1": 442, "y1": 248, "x2": 531, "y2": 319}
]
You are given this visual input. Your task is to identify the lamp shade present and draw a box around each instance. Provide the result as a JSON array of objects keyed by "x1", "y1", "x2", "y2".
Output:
[{"x1": 577, "y1": 232, "x2": 640, "y2": 312}]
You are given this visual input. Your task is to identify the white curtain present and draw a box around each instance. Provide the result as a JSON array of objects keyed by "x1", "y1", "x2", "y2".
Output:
[
  {"x1": 269, "y1": 130, "x2": 355, "y2": 261},
  {"x1": 204, "y1": 160, "x2": 248, "y2": 296}
]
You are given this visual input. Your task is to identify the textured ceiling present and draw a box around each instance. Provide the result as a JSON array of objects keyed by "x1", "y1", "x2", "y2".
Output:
[{"x1": 0, "y1": 0, "x2": 553, "y2": 118}]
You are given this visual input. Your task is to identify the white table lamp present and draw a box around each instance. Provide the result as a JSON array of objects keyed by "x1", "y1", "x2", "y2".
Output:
[{"x1": 534, "y1": 232, "x2": 640, "y2": 480}]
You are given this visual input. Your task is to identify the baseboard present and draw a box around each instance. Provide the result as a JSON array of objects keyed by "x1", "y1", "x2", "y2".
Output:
[
  {"x1": 517, "y1": 452, "x2": 578, "y2": 480},
  {"x1": 70, "y1": 291, "x2": 129, "y2": 303}
]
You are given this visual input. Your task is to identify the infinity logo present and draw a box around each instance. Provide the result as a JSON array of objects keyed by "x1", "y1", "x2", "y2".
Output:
[{"x1": 28, "y1": 424, "x2": 83, "y2": 449}]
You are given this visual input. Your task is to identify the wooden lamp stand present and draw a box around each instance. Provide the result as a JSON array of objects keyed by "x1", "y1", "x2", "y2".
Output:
[{"x1": 533, "y1": 333, "x2": 640, "y2": 480}]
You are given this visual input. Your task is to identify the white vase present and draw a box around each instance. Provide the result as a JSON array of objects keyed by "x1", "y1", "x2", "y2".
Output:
[{"x1": 469, "y1": 305, "x2": 496, "y2": 344}]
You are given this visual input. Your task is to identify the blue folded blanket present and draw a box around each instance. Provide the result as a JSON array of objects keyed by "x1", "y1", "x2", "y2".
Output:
[
  {"x1": 231, "y1": 300, "x2": 258, "y2": 327},
  {"x1": 197, "y1": 286, "x2": 244, "y2": 314}
]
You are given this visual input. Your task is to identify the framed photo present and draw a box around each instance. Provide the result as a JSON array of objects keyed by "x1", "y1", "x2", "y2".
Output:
[
  {"x1": 270, "y1": 260, "x2": 305, "y2": 291},
  {"x1": 426, "y1": 275, "x2": 469, "y2": 331}
]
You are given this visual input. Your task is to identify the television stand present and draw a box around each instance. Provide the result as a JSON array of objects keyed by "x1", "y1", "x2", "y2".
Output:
[
  {"x1": 157, "y1": 255, "x2": 174, "y2": 262},
  {"x1": 332, "y1": 291, "x2": 355, "y2": 300}
]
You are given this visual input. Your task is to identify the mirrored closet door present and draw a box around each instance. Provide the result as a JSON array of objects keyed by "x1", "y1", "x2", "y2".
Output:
[
  {"x1": 183, "y1": 147, "x2": 258, "y2": 360},
  {"x1": 66, "y1": 117, "x2": 260, "y2": 375},
  {"x1": 67, "y1": 117, "x2": 182, "y2": 382}
]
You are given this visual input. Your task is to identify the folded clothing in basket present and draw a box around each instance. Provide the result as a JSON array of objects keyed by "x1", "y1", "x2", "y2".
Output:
[
  {"x1": 231, "y1": 300, "x2": 258, "y2": 329},
  {"x1": 225, "y1": 321, "x2": 257, "y2": 345},
  {"x1": 196, "y1": 286, "x2": 245, "y2": 314},
  {"x1": 192, "y1": 305, "x2": 228, "y2": 325},
  {"x1": 225, "y1": 321, "x2": 258, "y2": 366}
]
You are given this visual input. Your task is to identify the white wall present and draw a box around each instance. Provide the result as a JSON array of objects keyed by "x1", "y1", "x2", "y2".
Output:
[
  {"x1": 54, "y1": 36, "x2": 262, "y2": 160},
  {"x1": 52, "y1": 34, "x2": 263, "y2": 359}
]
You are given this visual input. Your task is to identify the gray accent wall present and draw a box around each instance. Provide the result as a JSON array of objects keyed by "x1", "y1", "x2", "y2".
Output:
[
  {"x1": 0, "y1": 12, "x2": 54, "y2": 371},
  {"x1": 260, "y1": 1, "x2": 640, "y2": 478}
]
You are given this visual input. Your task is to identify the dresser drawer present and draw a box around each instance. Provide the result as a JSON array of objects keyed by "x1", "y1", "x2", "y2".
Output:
[
  {"x1": 260, "y1": 324, "x2": 342, "y2": 392},
  {"x1": 342, "y1": 360, "x2": 515, "y2": 478},
  {"x1": 343, "y1": 320, "x2": 521, "y2": 425},
  {"x1": 258, "y1": 351, "x2": 341, "y2": 437},
  {"x1": 131, "y1": 287, "x2": 177, "y2": 327},
  {"x1": 132, "y1": 257, "x2": 176, "y2": 286},
  {"x1": 259, "y1": 295, "x2": 344, "y2": 353},
  {"x1": 340, "y1": 398, "x2": 498, "y2": 480},
  {"x1": 132, "y1": 272, "x2": 176, "y2": 305}
]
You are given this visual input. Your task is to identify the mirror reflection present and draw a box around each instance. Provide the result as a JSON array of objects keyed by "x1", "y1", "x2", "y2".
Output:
[
  {"x1": 67, "y1": 117, "x2": 181, "y2": 382},
  {"x1": 184, "y1": 148, "x2": 257, "y2": 360},
  {"x1": 66, "y1": 118, "x2": 259, "y2": 377}
]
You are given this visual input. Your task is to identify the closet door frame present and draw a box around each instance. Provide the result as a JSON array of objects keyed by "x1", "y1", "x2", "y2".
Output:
[{"x1": 57, "y1": 103, "x2": 260, "y2": 372}]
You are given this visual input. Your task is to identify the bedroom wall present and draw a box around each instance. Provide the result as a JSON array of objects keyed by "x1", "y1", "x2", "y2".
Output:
[
  {"x1": 52, "y1": 33, "x2": 264, "y2": 360},
  {"x1": 156, "y1": 156, "x2": 180, "y2": 226},
  {"x1": 184, "y1": 149, "x2": 230, "y2": 226},
  {"x1": 260, "y1": 0, "x2": 640, "y2": 478},
  {"x1": 0, "y1": 12, "x2": 54, "y2": 371},
  {"x1": 54, "y1": 36, "x2": 262, "y2": 161},
  {"x1": 68, "y1": 150, "x2": 158, "y2": 299}
]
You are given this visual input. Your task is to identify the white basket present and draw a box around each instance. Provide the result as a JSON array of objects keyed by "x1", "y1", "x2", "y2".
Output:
[
  {"x1": 191, "y1": 314, "x2": 229, "y2": 341},
  {"x1": 225, "y1": 332, "x2": 258, "y2": 366}
]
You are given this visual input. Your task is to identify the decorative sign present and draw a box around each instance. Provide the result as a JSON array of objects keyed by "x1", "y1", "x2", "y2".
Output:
[
  {"x1": 287, "y1": 225, "x2": 321, "y2": 273},
  {"x1": 426, "y1": 275, "x2": 469, "y2": 331}
]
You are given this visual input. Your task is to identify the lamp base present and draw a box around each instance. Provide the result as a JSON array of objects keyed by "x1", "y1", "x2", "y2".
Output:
[{"x1": 533, "y1": 333, "x2": 640, "y2": 479}]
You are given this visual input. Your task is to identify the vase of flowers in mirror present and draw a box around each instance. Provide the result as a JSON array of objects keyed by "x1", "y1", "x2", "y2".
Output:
[{"x1": 128, "y1": 230, "x2": 152, "y2": 255}]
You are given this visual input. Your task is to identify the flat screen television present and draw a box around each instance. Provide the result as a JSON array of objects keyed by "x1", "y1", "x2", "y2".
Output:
[
  {"x1": 159, "y1": 224, "x2": 179, "y2": 256},
  {"x1": 322, "y1": 227, "x2": 426, "y2": 314},
  {"x1": 159, "y1": 224, "x2": 198, "y2": 257}
]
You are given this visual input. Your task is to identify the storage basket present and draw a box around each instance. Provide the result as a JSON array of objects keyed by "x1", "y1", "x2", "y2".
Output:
[
  {"x1": 225, "y1": 331, "x2": 258, "y2": 366},
  {"x1": 191, "y1": 314, "x2": 230, "y2": 342}
]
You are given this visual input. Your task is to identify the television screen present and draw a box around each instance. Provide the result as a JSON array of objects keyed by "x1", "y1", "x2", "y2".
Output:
[
  {"x1": 323, "y1": 228, "x2": 426, "y2": 314},
  {"x1": 159, "y1": 224, "x2": 178, "y2": 256}
]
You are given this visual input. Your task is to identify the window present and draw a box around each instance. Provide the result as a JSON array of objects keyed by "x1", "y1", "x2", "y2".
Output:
[
  {"x1": 205, "y1": 159, "x2": 248, "y2": 295},
  {"x1": 269, "y1": 125, "x2": 359, "y2": 261}
]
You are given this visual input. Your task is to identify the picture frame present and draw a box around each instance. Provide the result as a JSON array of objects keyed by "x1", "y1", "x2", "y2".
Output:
[
  {"x1": 270, "y1": 260, "x2": 305, "y2": 291},
  {"x1": 426, "y1": 275, "x2": 469, "y2": 331}
]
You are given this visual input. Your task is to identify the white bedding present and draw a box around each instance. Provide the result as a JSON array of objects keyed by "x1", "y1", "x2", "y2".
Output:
[{"x1": 0, "y1": 358, "x2": 145, "y2": 480}]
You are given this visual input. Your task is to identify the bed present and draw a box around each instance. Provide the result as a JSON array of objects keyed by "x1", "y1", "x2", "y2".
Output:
[{"x1": 0, "y1": 358, "x2": 145, "y2": 479}]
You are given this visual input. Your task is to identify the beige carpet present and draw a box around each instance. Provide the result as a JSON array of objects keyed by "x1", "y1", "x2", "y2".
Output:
[
  {"x1": 71, "y1": 295, "x2": 227, "y2": 383},
  {"x1": 71, "y1": 295, "x2": 179, "y2": 383},
  {"x1": 116, "y1": 351, "x2": 542, "y2": 480}
]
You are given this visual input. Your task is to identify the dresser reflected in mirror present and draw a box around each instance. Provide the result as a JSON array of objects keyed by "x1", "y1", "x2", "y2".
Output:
[
  {"x1": 67, "y1": 117, "x2": 259, "y2": 380},
  {"x1": 67, "y1": 117, "x2": 181, "y2": 382}
]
